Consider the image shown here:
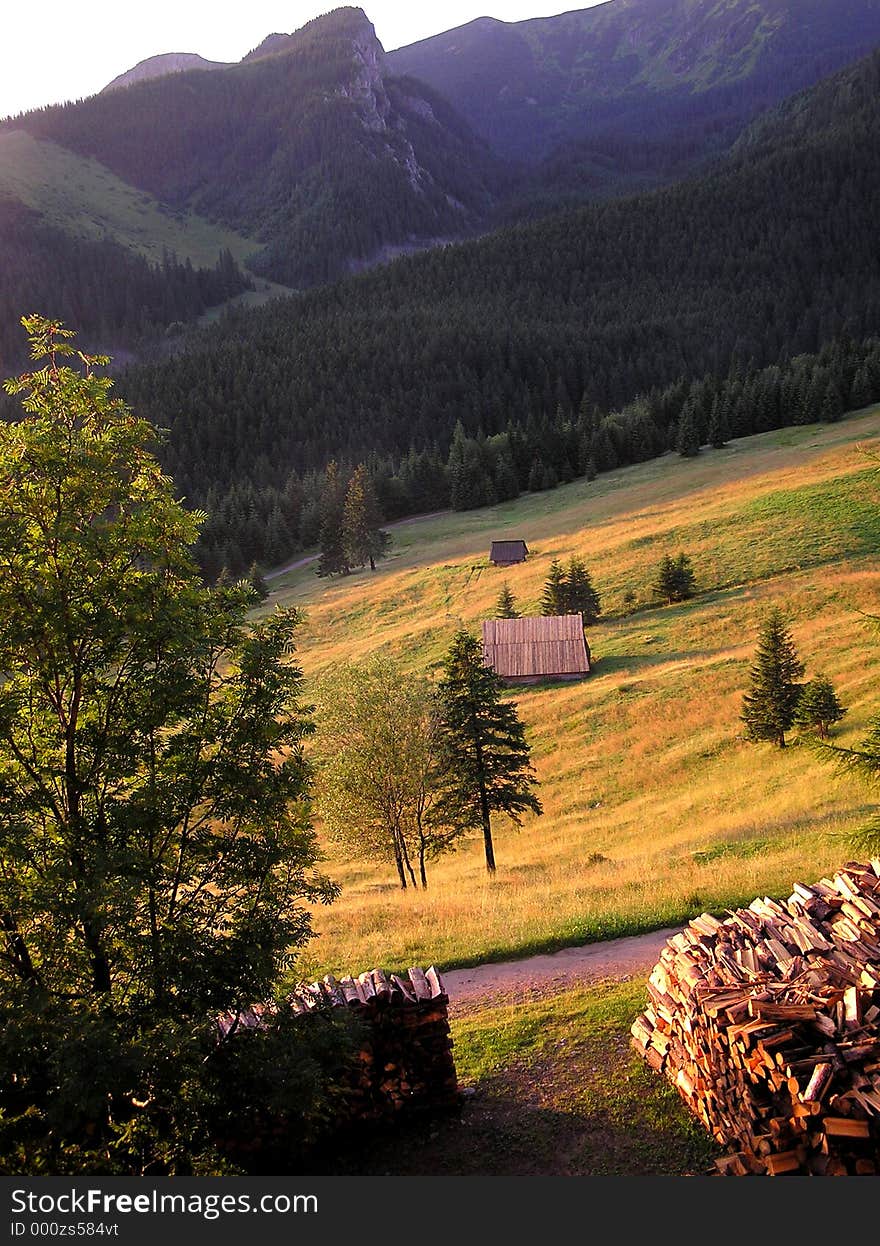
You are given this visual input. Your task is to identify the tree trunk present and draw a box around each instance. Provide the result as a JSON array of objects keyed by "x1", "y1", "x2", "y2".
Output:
[
  {"x1": 470, "y1": 705, "x2": 496, "y2": 874},
  {"x1": 369, "y1": 555, "x2": 376, "y2": 571},
  {"x1": 480, "y1": 798, "x2": 496, "y2": 874},
  {"x1": 419, "y1": 838, "x2": 428, "y2": 889},
  {"x1": 393, "y1": 838, "x2": 407, "y2": 889}
]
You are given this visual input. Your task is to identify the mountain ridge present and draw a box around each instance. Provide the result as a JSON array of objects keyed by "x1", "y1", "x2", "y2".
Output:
[{"x1": 390, "y1": 0, "x2": 880, "y2": 193}]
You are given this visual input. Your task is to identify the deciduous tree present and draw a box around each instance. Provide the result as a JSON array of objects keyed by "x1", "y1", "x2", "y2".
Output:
[
  {"x1": 0, "y1": 316, "x2": 336, "y2": 1171},
  {"x1": 315, "y1": 660, "x2": 457, "y2": 888}
]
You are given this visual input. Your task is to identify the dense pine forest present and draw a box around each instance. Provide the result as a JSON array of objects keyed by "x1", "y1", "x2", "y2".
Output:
[
  {"x1": 0, "y1": 200, "x2": 249, "y2": 372},
  {"x1": 114, "y1": 47, "x2": 880, "y2": 576}
]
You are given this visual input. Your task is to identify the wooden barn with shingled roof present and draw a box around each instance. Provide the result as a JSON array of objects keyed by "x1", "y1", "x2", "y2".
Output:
[
  {"x1": 489, "y1": 539, "x2": 529, "y2": 566},
  {"x1": 481, "y1": 614, "x2": 591, "y2": 685}
]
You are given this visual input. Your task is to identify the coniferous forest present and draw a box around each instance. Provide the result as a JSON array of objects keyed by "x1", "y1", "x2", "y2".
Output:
[
  {"x1": 0, "y1": 199, "x2": 250, "y2": 372},
  {"x1": 114, "y1": 47, "x2": 880, "y2": 575}
]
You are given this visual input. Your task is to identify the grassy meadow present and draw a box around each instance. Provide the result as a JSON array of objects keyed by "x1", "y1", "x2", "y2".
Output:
[
  {"x1": 0, "y1": 130, "x2": 261, "y2": 269},
  {"x1": 267, "y1": 409, "x2": 880, "y2": 979}
]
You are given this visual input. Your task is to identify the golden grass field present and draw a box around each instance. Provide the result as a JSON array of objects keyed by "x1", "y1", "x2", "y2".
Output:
[{"x1": 268, "y1": 409, "x2": 880, "y2": 978}]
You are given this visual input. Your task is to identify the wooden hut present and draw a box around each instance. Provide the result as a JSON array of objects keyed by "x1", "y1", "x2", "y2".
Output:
[
  {"x1": 489, "y1": 539, "x2": 529, "y2": 566},
  {"x1": 481, "y1": 614, "x2": 591, "y2": 684}
]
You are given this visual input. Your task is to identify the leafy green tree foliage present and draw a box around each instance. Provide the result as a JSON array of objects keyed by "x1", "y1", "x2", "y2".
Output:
[
  {"x1": 653, "y1": 553, "x2": 697, "y2": 604},
  {"x1": 495, "y1": 583, "x2": 520, "y2": 619},
  {"x1": 433, "y1": 629, "x2": 542, "y2": 874},
  {"x1": 741, "y1": 608, "x2": 805, "y2": 748},
  {"x1": 794, "y1": 676, "x2": 846, "y2": 739},
  {"x1": 0, "y1": 317, "x2": 337, "y2": 1172},
  {"x1": 316, "y1": 460, "x2": 349, "y2": 577},
  {"x1": 315, "y1": 660, "x2": 459, "y2": 889},
  {"x1": 540, "y1": 558, "x2": 568, "y2": 615},
  {"x1": 342, "y1": 463, "x2": 390, "y2": 571},
  {"x1": 565, "y1": 557, "x2": 601, "y2": 624}
]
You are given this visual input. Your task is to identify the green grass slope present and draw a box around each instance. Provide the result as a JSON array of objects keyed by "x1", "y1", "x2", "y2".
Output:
[
  {"x1": 0, "y1": 130, "x2": 261, "y2": 269},
  {"x1": 268, "y1": 409, "x2": 880, "y2": 979}
]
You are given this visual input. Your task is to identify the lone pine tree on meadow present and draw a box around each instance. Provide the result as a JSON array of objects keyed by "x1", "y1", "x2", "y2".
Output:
[
  {"x1": 795, "y1": 675, "x2": 846, "y2": 739},
  {"x1": 495, "y1": 583, "x2": 520, "y2": 619},
  {"x1": 434, "y1": 629, "x2": 542, "y2": 875},
  {"x1": 248, "y1": 560, "x2": 270, "y2": 600},
  {"x1": 653, "y1": 553, "x2": 697, "y2": 604},
  {"x1": 741, "y1": 608, "x2": 805, "y2": 748},
  {"x1": 342, "y1": 463, "x2": 390, "y2": 571}
]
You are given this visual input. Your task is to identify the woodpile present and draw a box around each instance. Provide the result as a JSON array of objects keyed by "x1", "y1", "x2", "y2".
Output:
[
  {"x1": 631, "y1": 860, "x2": 880, "y2": 1175},
  {"x1": 219, "y1": 965, "x2": 458, "y2": 1121}
]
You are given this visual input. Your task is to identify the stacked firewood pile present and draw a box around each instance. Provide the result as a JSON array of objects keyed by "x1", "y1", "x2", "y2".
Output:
[
  {"x1": 219, "y1": 965, "x2": 458, "y2": 1121},
  {"x1": 631, "y1": 861, "x2": 880, "y2": 1175}
]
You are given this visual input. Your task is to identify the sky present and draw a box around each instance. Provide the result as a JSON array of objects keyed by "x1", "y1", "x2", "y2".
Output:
[{"x1": 0, "y1": 1, "x2": 606, "y2": 120}]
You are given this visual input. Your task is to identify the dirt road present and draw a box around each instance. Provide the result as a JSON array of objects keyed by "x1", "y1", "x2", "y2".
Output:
[{"x1": 442, "y1": 926, "x2": 678, "y2": 1011}]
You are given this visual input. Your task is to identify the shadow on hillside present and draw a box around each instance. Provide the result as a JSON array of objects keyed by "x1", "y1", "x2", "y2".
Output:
[{"x1": 591, "y1": 648, "x2": 718, "y2": 679}]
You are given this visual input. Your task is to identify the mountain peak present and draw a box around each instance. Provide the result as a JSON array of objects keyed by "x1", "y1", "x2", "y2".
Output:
[{"x1": 102, "y1": 52, "x2": 229, "y2": 94}]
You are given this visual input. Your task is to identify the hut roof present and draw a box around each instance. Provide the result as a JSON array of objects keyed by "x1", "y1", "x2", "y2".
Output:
[
  {"x1": 490, "y1": 539, "x2": 529, "y2": 563},
  {"x1": 481, "y1": 614, "x2": 590, "y2": 679}
]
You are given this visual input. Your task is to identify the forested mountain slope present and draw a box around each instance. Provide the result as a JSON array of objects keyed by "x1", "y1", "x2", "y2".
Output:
[
  {"x1": 114, "y1": 45, "x2": 880, "y2": 573},
  {"x1": 7, "y1": 8, "x2": 503, "y2": 288}
]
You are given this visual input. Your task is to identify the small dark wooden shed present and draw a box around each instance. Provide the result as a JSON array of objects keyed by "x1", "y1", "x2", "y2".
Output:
[
  {"x1": 481, "y1": 614, "x2": 591, "y2": 684},
  {"x1": 490, "y1": 539, "x2": 529, "y2": 566}
]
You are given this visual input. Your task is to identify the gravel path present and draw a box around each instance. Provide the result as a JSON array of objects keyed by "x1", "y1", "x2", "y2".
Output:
[{"x1": 442, "y1": 926, "x2": 679, "y2": 1011}]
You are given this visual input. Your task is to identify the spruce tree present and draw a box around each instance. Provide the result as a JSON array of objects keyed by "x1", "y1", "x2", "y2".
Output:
[
  {"x1": 495, "y1": 583, "x2": 520, "y2": 619},
  {"x1": 565, "y1": 557, "x2": 601, "y2": 623},
  {"x1": 741, "y1": 609, "x2": 805, "y2": 747},
  {"x1": 540, "y1": 558, "x2": 568, "y2": 615},
  {"x1": 653, "y1": 552, "x2": 696, "y2": 604},
  {"x1": 434, "y1": 630, "x2": 542, "y2": 874},
  {"x1": 707, "y1": 396, "x2": 729, "y2": 448},
  {"x1": 342, "y1": 463, "x2": 389, "y2": 571},
  {"x1": 316, "y1": 460, "x2": 348, "y2": 577},
  {"x1": 794, "y1": 676, "x2": 846, "y2": 739},
  {"x1": 676, "y1": 401, "x2": 701, "y2": 457}
]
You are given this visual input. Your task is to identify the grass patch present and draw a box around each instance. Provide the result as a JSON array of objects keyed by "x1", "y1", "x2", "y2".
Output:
[
  {"x1": 0, "y1": 130, "x2": 262, "y2": 269},
  {"x1": 317, "y1": 979, "x2": 719, "y2": 1176}
]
